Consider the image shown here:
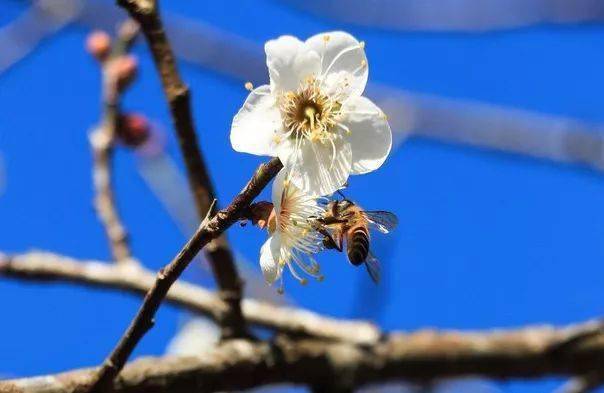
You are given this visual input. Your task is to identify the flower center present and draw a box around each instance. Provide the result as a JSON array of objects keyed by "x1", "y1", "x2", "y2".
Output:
[{"x1": 279, "y1": 77, "x2": 341, "y2": 143}]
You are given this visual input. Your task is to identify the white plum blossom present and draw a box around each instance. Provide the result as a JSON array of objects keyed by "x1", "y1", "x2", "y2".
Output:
[
  {"x1": 231, "y1": 31, "x2": 392, "y2": 196},
  {"x1": 259, "y1": 169, "x2": 324, "y2": 290}
]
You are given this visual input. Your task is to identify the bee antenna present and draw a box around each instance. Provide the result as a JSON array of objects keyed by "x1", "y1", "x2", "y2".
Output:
[{"x1": 336, "y1": 189, "x2": 347, "y2": 200}]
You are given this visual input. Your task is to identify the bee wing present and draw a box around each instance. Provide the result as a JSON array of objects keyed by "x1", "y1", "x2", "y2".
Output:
[
  {"x1": 364, "y1": 251, "x2": 381, "y2": 284},
  {"x1": 362, "y1": 211, "x2": 398, "y2": 234}
]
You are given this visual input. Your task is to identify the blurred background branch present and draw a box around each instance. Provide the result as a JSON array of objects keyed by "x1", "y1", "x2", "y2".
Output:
[
  {"x1": 0, "y1": 250, "x2": 379, "y2": 344},
  {"x1": 88, "y1": 20, "x2": 139, "y2": 266},
  {"x1": 5, "y1": 0, "x2": 604, "y2": 174},
  {"x1": 281, "y1": 0, "x2": 604, "y2": 32},
  {"x1": 3, "y1": 320, "x2": 604, "y2": 392}
]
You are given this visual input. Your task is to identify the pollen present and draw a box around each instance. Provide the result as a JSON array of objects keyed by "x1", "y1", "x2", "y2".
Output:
[
  {"x1": 278, "y1": 76, "x2": 342, "y2": 143},
  {"x1": 323, "y1": 34, "x2": 330, "y2": 43},
  {"x1": 244, "y1": 81, "x2": 254, "y2": 91}
]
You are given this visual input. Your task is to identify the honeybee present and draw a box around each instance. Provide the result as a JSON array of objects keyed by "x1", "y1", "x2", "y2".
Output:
[{"x1": 311, "y1": 199, "x2": 398, "y2": 284}]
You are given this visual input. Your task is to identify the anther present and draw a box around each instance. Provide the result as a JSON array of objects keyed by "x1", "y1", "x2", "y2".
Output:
[
  {"x1": 244, "y1": 81, "x2": 254, "y2": 91},
  {"x1": 359, "y1": 41, "x2": 366, "y2": 49},
  {"x1": 323, "y1": 35, "x2": 330, "y2": 43}
]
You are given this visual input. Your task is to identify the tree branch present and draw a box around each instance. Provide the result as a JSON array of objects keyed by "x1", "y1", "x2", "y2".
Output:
[
  {"x1": 4, "y1": 322, "x2": 604, "y2": 393},
  {"x1": 0, "y1": 250, "x2": 379, "y2": 345},
  {"x1": 86, "y1": 157, "x2": 282, "y2": 392},
  {"x1": 116, "y1": 0, "x2": 248, "y2": 339},
  {"x1": 89, "y1": 22, "x2": 139, "y2": 265}
]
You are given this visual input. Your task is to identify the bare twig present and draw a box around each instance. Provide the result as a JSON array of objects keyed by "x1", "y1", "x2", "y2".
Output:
[
  {"x1": 4, "y1": 322, "x2": 604, "y2": 393},
  {"x1": 87, "y1": 157, "x2": 282, "y2": 392},
  {"x1": 116, "y1": 0, "x2": 248, "y2": 340},
  {"x1": 0, "y1": 250, "x2": 379, "y2": 344},
  {"x1": 89, "y1": 21, "x2": 139, "y2": 265}
]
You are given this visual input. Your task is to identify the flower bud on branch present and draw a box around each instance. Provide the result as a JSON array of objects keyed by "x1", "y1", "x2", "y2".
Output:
[
  {"x1": 86, "y1": 30, "x2": 112, "y2": 62},
  {"x1": 117, "y1": 113, "x2": 151, "y2": 147}
]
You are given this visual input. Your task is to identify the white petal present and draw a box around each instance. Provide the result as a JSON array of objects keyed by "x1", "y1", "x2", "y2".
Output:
[
  {"x1": 341, "y1": 96, "x2": 392, "y2": 175},
  {"x1": 280, "y1": 138, "x2": 352, "y2": 197},
  {"x1": 271, "y1": 168, "x2": 288, "y2": 214},
  {"x1": 260, "y1": 235, "x2": 283, "y2": 284},
  {"x1": 306, "y1": 31, "x2": 368, "y2": 98},
  {"x1": 230, "y1": 85, "x2": 281, "y2": 156},
  {"x1": 265, "y1": 35, "x2": 321, "y2": 93}
]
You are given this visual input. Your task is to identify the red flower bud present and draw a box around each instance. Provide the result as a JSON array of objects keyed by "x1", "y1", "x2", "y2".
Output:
[
  {"x1": 117, "y1": 113, "x2": 150, "y2": 147},
  {"x1": 86, "y1": 31, "x2": 111, "y2": 62}
]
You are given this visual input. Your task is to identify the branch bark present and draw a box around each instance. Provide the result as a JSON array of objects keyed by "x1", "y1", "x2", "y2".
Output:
[
  {"x1": 0, "y1": 250, "x2": 379, "y2": 345},
  {"x1": 115, "y1": 0, "x2": 248, "y2": 339},
  {"x1": 3, "y1": 322, "x2": 604, "y2": 393},
  {"x1": 86, "y1": 157, "x2": 282, "y2": 392}
]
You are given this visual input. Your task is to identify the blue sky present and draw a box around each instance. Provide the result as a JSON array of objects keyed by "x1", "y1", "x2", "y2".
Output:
[{"x1": 1, "y1": 1, "x2": 603, "y2": 392}]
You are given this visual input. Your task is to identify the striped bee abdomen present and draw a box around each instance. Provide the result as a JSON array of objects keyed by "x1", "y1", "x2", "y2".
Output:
[{"x1": 347, "y1": 225, "x2": 369, "y2": 266}]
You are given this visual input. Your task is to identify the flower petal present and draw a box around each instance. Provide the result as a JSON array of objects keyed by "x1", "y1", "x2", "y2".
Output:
[
  {"x1": 341, "y1": 96, "x2": 392, "y2": 174},
  {"x1": 306, "y1": 31, "x2": 368, "y2": 98},
  {"x1": 260, "y1": 234, "x2": 283, "y2": 284},
  {"x1": 230, "y1": 85, "x2": 281, "y2": 156},
  {"x1": 271, "y1": 168, "x2": 288, "y2": 215},
  {"x1": 279, "y1": 137, "x2": 352, "y2": 197},
  {"x1": 265, "y1": 35, "x2": 321, "y2": 93}
]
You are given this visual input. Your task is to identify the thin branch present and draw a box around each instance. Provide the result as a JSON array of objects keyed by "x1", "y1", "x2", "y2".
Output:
[
  {"x1": 0, "y1": 251, "x2": 380, "y2": 345},
  {"x1": 87, "y1": 157, "x2": 282, "y2": 392},
  {"x1": 89, "y1": 22, "x2": 139, "y2": 265},
  {"x1": 4, "y1": 322, "x2": 604, "y2": 393},
  {"x1": 116, "y1": 0, "x2": 248, "y2": 339}
]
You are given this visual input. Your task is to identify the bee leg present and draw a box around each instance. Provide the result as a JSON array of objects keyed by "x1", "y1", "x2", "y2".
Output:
[
  {"x1": 318, "y1": 228, "x2": 340, "y2": 251},
  {"x1": 332, "y1": 231, "x2": 344, "y2": 252}
]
